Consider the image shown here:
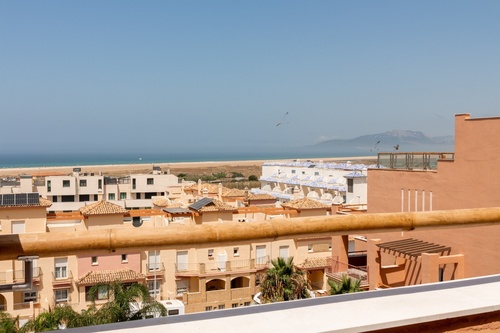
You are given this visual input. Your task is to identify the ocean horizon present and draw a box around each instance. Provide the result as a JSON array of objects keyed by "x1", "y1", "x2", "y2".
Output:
[{"x1": 0, "y1": 149, "x2": 375, "y2": 169}]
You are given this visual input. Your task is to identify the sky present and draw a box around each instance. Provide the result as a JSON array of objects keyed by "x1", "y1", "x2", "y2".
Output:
[{"x1": 1, "y1": 1, "x2": 500, "y2": 154}]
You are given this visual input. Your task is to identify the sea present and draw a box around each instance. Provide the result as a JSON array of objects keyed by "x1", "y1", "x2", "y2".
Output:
[{"x1": 0, "y1": 149, "x2": 373, "y2": 169}]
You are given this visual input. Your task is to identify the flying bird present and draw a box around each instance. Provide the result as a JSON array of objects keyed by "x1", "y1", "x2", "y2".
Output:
[
  {"x1": 276, "y1": 112, "x2": 289, "y2": 127},
  {"x1": 370, "y1": 140, "x2": 381, "y2": 152},
  {"x1": 394, "y1": 144, "x2": 400, "y2": 151}
]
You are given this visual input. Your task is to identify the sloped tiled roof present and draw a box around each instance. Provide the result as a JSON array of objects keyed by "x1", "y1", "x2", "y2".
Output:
[
  {"x1": 247, "y1": 193, "x2": 276, "y2": 201},
  {"x1": 184, "y1": 183, "x2": 231, "y2": 196},
  {"x1": 189, "y1": 198, "x2": 236, "y2": 212},
  {"x1": 77, "y1": 268, "x2": 145, "y2": 285},
  {"x1": 223, "y1": 188, "x2": 246, "y2": 197},
  {"x1": 80, "y1": 200, "x2": 128, "y2": 216},
  {"x1": 281, "y1": 198, "x2": 331, "y2": 210}
]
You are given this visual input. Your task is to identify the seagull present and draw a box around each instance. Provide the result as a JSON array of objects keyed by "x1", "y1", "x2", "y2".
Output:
[
  {"x1": 276, "y1": 112, "x2": 289, "y2": 127},
  {"x1": 393, "y1": 144, "x2": 400, "y2": 151}
]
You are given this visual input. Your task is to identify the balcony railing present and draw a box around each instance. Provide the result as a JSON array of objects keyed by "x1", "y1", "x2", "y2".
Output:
[
  {"x1": 326, "y1": 258, "x2": 369, "y2": 287},
  {"x1": 13, "y1": 267, "x2": 42, "y2": 283},
  {"x1": 52, "y1": 270, "x2": 74, "y2": 286},
  {"x1": 146, "y1": 262, "x2": 166, "y2": 278},
  {"x1": 175, "y1": 256, "x2": 269, "y2": 275},
  {"x1": 377, "y1": 152, "x2": 454, "y2": 171}
]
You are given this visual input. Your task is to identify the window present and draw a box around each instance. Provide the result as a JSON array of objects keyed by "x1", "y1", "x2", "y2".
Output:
[
  {"x1": 208, "y1": 249, "x2": 214, "y2": 258},
  {"x1": 54, "y1": 258, "x2": 68, "y2": 279},
  {"x1": 98, "y1": 179, "x2": 102, "y2": 190},
  {"x1": 148, "y1": 251, "x2": 160, "y2": 271},
  {"x1": 55, "y1": 289, "x2": 69, "y2": 303},
  {"x1": 244, "y1": 302, "x2": 251, "y2": 306},
  {"x1": 11, "y1": 221, "x2": 25, "y2": 234},
  {"x1": 315, "y1": 172, "x2": 319, "y2": 176},
  {"x1": 63, "y1": 180, "x2": 70, "y2": 187},
  {"x1": 132, "y1": 178, "x2": 136, "y2": 190},
  {"x1": 232, "y1": 303, "x2": 238, "y2": 308},
  {"x1": 279, "y1": 246, "x2": 289, "y2": 260},
  {"x1": 47, "y1": 180, "x2": 51, "y2": 192},
  {"x1": 91, "y1": 256, "x2": 98, "y2": 265},
  {"x1": 176, "y1": 280, "x2": 189, "y2": 296},
  {"x1": 85, "y1": 285, "x2": 108, "y2": 301},
  {"x1": 120, "y1": 192, "x2": 127, "y2": 200},
  {"x1": 148, "y1": 280, "x2": 161, "y2": 298},
  {"x1": 291, "y1": 170, "x2": 296, "y2": 174},
  {"x1": 79, "y1": 194, "x2": 90, "y2": 202},
  {"x1": 147, "y1": 178, "x2": 154, "y2": 185},
  {"x1": 347, "y1": 179, "x2": 354, "y2": 193},
  {"x1": 97, "y1": 285, "x2": 108, "y2": 300},
  {"x1": 121, "y1": 254, "x2": 128, "y2": 263},
  {"x1": 24, "y1": 290, "x2": 37, "y2": 303},
  {"x1": 108, "y1": 193, "x2": 116, "y2": 200},
  {"x1": 79, "y1": 179, "x2": 87, "y2": 187},
  {"x1": 205, "y1": 306, "x2": 212, "y2": 312},
  {"x1": 218, "y1": 304, "x2": 225, "y2": 310},
  {"x1": 233, "y1": 247, "x2": 239, "y2": 257},
  {"x1": 168, "y1": 309, "x2": 180, "y2": 316}
]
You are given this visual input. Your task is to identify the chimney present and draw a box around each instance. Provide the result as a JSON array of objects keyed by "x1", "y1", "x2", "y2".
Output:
[
  {"x1": 197, "y1": 179, "x2": 201, "y2": 196},
  {"x1": 293, "y1": 186, "x2": 300, "y2": 200}
]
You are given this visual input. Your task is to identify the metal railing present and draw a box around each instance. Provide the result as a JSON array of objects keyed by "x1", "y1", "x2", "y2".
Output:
[
  {"x1": 146, "y1": 262, "x2": 165, "y2": 274},
  {"x1": 377, "y1": 152, "x2": 454, "y2": 171},
  {"x1": 52, "y1": 270, "x2": 73, "y2": 283},
  {"x1": 326, "y1": 258, "x2": 369, "y2": 286},
  {"x1": 175, "y1": 257, "x2": 269, "y2": 274},
  {"x1": 13, "y1": 267, "x2": 42, "y2": 282}
]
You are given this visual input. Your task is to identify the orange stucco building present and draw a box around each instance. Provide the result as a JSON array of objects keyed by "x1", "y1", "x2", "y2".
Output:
[{"x1": 365, "y1": 113, "x2": 500, "y2": 284}]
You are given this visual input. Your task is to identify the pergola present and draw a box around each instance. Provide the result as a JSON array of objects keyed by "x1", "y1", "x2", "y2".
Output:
[{"x1": 377, "y1": 238, "x2": 451, "y2": 260}]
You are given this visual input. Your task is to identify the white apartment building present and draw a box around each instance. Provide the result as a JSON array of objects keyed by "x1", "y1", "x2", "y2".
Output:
[
  {"x1": 256, "y1": 159, "x2": 374, "y2": 207},
  {"x1": 1, "y1": 167, "x2": 193, "y2": 212}
]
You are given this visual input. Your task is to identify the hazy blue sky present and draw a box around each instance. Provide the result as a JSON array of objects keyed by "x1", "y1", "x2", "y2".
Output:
[{"x1": 1, "y1": 1, "x2": 500, "y2": 154}]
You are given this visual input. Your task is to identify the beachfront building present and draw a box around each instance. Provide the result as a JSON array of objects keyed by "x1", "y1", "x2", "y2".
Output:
[
  {"x1": 362, "y1": 113, "x2": 500, "y2": 286},
  {"x1": 0, "y1": 166, "x2": 192, "y2": 213},
  {"x1": 255, "y1": 159, "x2": 372, "y2": 208},
  {"x1": 0, "y1": 193, "x2": 336, "y2": 321}
]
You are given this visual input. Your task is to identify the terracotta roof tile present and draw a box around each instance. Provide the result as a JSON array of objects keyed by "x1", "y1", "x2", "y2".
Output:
[
  {"x1": 80, "y1": 200, "x2": 128, "y2": 216},
  {"x1": 247, "y1": 193, "x2": 276, "y2": 201},
  {"x1": 223, "y1": 188, "x2": 246, "y2": 197},
  {"x1": 281, "y1": 198, "x2": 331, "y2": 210},
  {"x1": 77, "y1": 268, "x2": 145, "y2": 285}
]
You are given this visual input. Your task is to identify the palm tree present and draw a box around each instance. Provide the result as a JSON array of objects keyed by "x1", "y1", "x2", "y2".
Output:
[
  {"x1": 260, "y1": 256, "x2": 310, "y2": 303},
  {"x1": 328, "y1": 274, "x2": 362, "y2": 295},
  {"x1": 21, "y1": 305, "x2": 80, "y2": 332},
  {"x1": 87, "y1": 281, "x2": 167, "y2": 323},
  {"x1": 0, "y1": 311, "x2": 20, "y2": 333}
]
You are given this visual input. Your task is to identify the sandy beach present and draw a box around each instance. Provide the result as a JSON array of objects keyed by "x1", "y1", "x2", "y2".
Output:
[{"x1": 0, "y1": 156, "x2": 377, "y2": 178}]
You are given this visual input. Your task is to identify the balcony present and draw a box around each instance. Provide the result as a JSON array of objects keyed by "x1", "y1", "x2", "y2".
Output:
[
  {"x1": 326, "y1": 258, "x2": 369, "y2": 289},
  {"x1": 13, "y1": 267, "x2": 42, "y2": 284},
  {"x1": 146, "y1": 262, "x2": 165, "y2": 279},
  {"x1": 52, "y1": 270, "x2": 74, "y2": 288},
  {"x1": 377, "y1": 152, "x2": 454, "y2": 171},
  {"x1": 175, "y1": 256, "x2": 269, "y2": 276}
]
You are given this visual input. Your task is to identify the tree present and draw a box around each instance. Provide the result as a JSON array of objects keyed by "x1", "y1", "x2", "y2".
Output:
[
  {"x1": 248, "y1": 175, "x2": 258, "y2": 181},
  {"x1": 0, "y1": 311, "x2": 19, "y2": 333},
  {"x1": 87, "y1": 281, "x2": 167, "y2": 323},
  {"x1": 21, "y1": 305, "x2": 80, "y2": 332},
  {"x1": 260, "y1": 257, "x2": 310, "y2": 303},
  {"x1": 328, "y1": 274, "x2": 362, "y2": 295}
]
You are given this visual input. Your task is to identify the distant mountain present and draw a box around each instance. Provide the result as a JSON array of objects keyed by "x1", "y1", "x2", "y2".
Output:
[{"x1": 309, "y1": 130, "x2": 455, "y2": 154}]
